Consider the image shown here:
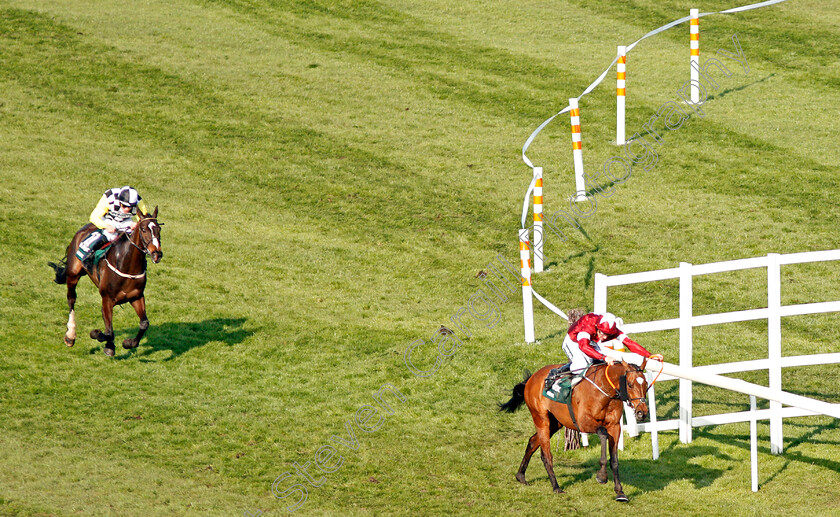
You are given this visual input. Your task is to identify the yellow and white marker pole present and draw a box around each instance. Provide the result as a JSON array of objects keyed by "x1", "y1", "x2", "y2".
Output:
[
  {"x1": 570, "y1": 98, "x2": 586, "y2": 202},
  {"x1": 616, "y1": 46, "x2": 626, "y2": 145},
  {"x1": 690, "y1": 9, "x2": 700, "y2": 103},
  {"x1": 519, "y1": 229, "x2": 535, "y2": 343},
  {"x1": 533, "y1": 167, "x2": 544, "y2": 273}
]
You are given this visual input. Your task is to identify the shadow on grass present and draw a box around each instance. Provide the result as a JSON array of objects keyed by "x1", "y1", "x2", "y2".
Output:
[
  {"x1": 543, "y1": 443, "x2": 731, "y2": 494},
  {"x1": 700, "y1": 419, "x2": 840, "y2": 485},
  {"x1": 706, "y1": 73, "x2": 775, "y2": 102},
  {"x1": 96, "y1": 318, "x2": 253, "y2": 361},
  {"x1": 518, "y1": 418, "x2": 839, "y2": 499}
]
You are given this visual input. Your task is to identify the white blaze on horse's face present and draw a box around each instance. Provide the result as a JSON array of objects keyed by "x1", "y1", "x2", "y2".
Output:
[
  {"x1": 148, "y1": 222, "x2": 160, "y2": 249},
  {"x1": 636, "y1": 377, "x2": 645, "y2": 385}
]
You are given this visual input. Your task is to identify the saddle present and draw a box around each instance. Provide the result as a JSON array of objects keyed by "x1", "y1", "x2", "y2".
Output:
[
  {"x1": 80, "y1": 239, "x2": 114, "y2": 271},
  {"x1": 541, "y1": 362, "x2": 602, "y2": 404},
  {"x1": 544, "y1": 364, "x2": 571, "y2": 392},
  {"x1": 542, "y1": 369, "x2": 576, "y2": 404}
]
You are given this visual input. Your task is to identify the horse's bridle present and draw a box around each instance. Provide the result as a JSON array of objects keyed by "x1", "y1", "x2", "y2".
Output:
[
  {"x1": 127, "y1": 218, "x2": 161, "y2": 256},
  {"x1": 602, "y1": 364, "x2": 648, "y2": 411}
]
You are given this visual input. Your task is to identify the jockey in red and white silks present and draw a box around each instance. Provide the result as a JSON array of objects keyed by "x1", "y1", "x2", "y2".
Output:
[{"x1": 562, "y1": 312, "x2": 663, "y2": 373}]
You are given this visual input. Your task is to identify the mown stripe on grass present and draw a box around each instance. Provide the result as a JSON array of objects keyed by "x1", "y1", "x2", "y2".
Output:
[
  {"x1": 0, "y1": 7, "x2": 501, "y2": 246},
  {"x1": 0, "y1": 8, "x2": 404, "y2": 195},
  {"x1": 194, "y1": 0, "x2": 595, "y2": 124},
  {"x1": 563, "y1": 0, "x2": 840, "y2": 91}
]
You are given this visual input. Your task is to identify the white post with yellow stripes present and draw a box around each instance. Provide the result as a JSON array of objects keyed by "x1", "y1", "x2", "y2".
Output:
[
  {"x1": 533, "y1": 167, "x2": 544, "y2": 273},
  {"x1": 616, "y1": 46, "x2": 626, "y2": 145},
  {"x1": 519, "y1": 229, "x2": 535, "y2": 343},
  {"x1": 569, "y1": 98, "x2": 586, "y2": 202},
  {"x1": 690, "y1": 9, "x2": 700, "y2": 103}
]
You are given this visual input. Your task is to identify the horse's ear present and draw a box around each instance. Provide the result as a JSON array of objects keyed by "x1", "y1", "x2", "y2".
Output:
[
  {"x1": 152, "y1": 206, "x2": 158, "y2": 218},
  {"x1": 641, "y1": 358, "x2": 648, "y2": 372}
]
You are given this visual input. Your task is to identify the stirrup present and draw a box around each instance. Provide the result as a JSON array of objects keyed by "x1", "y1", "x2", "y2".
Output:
[{"x1": 79, "y1": 247, "x2": 96, "y2": 270}]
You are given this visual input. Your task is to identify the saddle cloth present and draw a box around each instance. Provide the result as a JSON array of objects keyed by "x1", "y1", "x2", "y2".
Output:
[
  {"x1": 542, "y1": 365, "x2": 591, "y2": 404},
  {"x1": 92, "y1": 247, "x2": 109, "y2": 267}
]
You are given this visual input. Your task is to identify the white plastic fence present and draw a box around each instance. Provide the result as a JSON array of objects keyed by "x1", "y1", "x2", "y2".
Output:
[
  {"x1": 594, "y1": 250, "x2": 840, "y2": 455},
  {"x1": 518, "y1": 0, "x2": 790, "y2": 343}
]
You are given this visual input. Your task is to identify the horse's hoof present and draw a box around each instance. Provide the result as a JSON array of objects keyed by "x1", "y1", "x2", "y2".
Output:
[
  {"x1": 104, "y1": 347, "x2": 115, "y2": 357},
  {"x1": 515, "y1": 473, "x2": 529, "y2": 485},
  {"x1": 122, "y1": 338, "x2": 138, "y2": 349},
  {"x1": 90, "y1": 329, "x2": 101, "y2": 340},
  {"x1": 597, "y1": 475, "x2": 608, "y2": 484},
  {"x1": 64, "y1": 337, "x2": 75, "y2": 347},
  {"x1": 553, "y1": 487, "x2": 566, "y2": 494},
  {"x1": 615, "y1": 494, "x2": 629, "y2": 503}
]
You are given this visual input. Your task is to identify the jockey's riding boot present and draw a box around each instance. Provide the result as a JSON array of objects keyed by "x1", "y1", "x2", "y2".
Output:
[
  {"x1": 76, "y1": 230, "x2": 107, "y2": 269},
  {"x1": 559, "y1": 363, "x2": 571, "y2": 374},
  {"x1": 82, "y1": 252, "x2": 96, "y2": 271}
]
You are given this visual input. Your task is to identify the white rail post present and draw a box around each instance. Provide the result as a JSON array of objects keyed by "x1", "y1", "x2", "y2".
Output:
[
  {"x1": 569, "y1": 98, "x2": 586, "y2": 202},
  {"x1": 690, "y1": 9, "x2": 700, "y2": 103},
  {"x1": 616, "y1": 45, "x2": 626, "y2": 145},
  {"x1": 768, "y1": 252, "x2": 783, "y2": 454},
  {"x1": 594, "y1": 273, "x2": 607, "y2": 313},
  {"x1": 648, "y1": 377, "x2": 660, "y2": 460},
  {"x1": 583, "y1": 273, "x2": 610, "y2": 449},
  {"x1": 750, "y1": 395, "x2": 759, "y2": 492},
  {"x1": 519, "y1": 229, "x2": 535, "y2": 343},
  {"x1": 533, "y1": 167, "x2": 544, "y2": 273},
  {"x1": 679, "y1": 261, "x2": 694, "y2": 443}
]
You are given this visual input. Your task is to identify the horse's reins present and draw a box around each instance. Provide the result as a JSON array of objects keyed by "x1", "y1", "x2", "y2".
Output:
[
  {"x1": 582, "y1": 371, "x2": 618, "y2": 400},
  {"x1": 603, "y1": 364, "x2": 651, "y2": 412},
  {"x1": 126, "y1": 218, "x2": 159, "y2": 257},
  {"x1": 104, "y1": 219, "x2": 160, "y2": 279}
]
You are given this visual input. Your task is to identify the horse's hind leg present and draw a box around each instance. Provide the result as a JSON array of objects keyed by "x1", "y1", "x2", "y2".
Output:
[
  {"x1": 123, "y1": 297, "x2": 148, "y2": 349},
  {"x1": 534, "y1": 416, "x2": 564, "y2": 494},
  {"x1": 515, "y1": 433, "x2": 540, "y2": 484},
  {"x1": 64, "y1": 279, "x2": 78, "y2": 346},
  {"x1": 63, "y1": 262, "x2": 84, "y2": 347},
  {"x1": 518, "y1": 415, "x2": 561, "y2": 485}
]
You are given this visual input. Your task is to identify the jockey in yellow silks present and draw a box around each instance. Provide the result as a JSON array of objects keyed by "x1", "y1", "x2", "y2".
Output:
[{"x1": 75, "y1": 186, "x2": 149, "y2": 268}]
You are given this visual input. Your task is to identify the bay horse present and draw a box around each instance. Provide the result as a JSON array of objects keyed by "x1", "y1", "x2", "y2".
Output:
[
  {"x1": 49, "y1": 208, "x2": 163, "y2": 356},
  {"x1": 499, "y1": 359, "x2": 649, "y2": 502}
]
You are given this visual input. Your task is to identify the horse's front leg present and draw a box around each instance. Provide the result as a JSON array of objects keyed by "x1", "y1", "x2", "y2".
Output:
[
  {"x1": 595, "y1": 426, "x2": 609, "y2": 484},
  {"x1": 91, "y1": 297, "x2": 116, "y2": 356},
  {"x1": 607, "y1": 425, "x2": 628, "y2": 502},
  {"x1": 123, "y1": 297, "x2": 148, "y2": 349}
]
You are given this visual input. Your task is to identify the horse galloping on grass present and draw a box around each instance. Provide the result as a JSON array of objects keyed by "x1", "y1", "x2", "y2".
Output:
[
  {"x1": 49, "y1": 208, "x2": 163, "y2": 356},
  {"x1": 499, "y1": 360, "x2": 649, "y2": 502}
]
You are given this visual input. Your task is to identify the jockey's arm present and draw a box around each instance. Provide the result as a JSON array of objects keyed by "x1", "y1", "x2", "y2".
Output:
[
  {"x1": 577, "y1": 333, "x2": 608, "y2": 362},
  {"x1": 620, "y1": 334, "x2": 655, "y2": 358},
  {"x1": 89, "y1": 195, "x2": 111, "y2": 229}
]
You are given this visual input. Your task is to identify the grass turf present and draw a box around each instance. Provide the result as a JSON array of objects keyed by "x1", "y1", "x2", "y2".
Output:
[{"x1": 0, "y1": 0, "x2": 839, "y2": 515}]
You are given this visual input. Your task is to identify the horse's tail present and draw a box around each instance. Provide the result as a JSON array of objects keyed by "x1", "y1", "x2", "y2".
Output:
[
  {"x1": 49, "y1": 257, "x2": 67, "y2": 284},
  {"x1": 499, "y1": 369, "x2": 532, "y2": 413}
]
